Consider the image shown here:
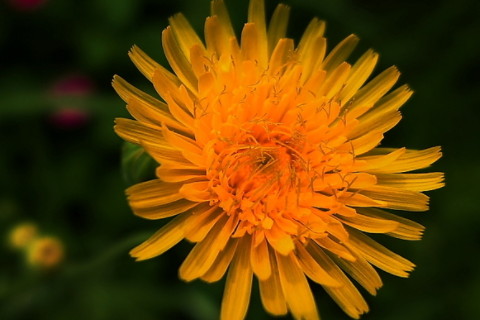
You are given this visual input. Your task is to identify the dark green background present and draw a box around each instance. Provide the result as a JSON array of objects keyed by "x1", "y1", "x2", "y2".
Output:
[{"x1": 1, "y1": 0, "x2": 478, "y2": 319}]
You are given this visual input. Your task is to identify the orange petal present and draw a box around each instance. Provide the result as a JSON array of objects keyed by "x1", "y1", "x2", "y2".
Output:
[
  {"x1": 220, "y1": 236, "x2": 253, "y2": 320},
  {"x1": 306, "y1": 241, "x2": 369, "y2": 318},
  {"x1": 201, "y1": 238, "x2": 239, "y2": 283},
  {"x1": 130, "y1": 211, "x2": 190, "y2": 261},
  {"x1": 258, "y1": 247, "x2": 288, "y2": 316},
  {"x1": 295, "y1": 242, "x2": 342, "y2": 287},
  {"x1": 346, "y1": 228, "x2": 415, "y2": 277},
  {"x1": 276, "y1": 251, "x2": 319, "y2": 320},
  {"x1": 182, "y1": 204, "x2": 224, "y2": 242},
  {"x1": 179, "y1": 181, "x2": 213, "y2": 202},
  {"x1": 179, "y1": 214, "x2": 238, "y2": 281},
  {"x1": 356, "y1": 207, "x2": 425, "y2": 241},
  {"x1": 250, "y1": 238, "x2": 271, "y2": 280}
]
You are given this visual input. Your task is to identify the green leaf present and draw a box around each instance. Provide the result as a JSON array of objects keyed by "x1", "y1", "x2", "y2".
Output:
[{"x1": 121, "y1": 142, "x2": 157, "y2": 186}]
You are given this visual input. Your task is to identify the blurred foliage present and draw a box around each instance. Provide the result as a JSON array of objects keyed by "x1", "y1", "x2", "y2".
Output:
[
  {"x1": 121, "y1": 142, "x2": 157, "y2": 187},
  {"x1": 0, "y1": 0, "x2": 479, "y2": 319}
]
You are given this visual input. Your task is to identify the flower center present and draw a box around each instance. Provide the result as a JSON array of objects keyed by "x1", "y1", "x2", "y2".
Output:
[
  {"x1": 197, "y1": 60, "x2": 355, "y2": 239},
  {"x1": 207, "y1": 119, "x2": 316, "y2": 234}
]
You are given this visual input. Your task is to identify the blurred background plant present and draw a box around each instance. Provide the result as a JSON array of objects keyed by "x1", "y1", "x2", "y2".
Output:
[{"x1": 0, "y1": 0, "x2": 479, "y2": 319}]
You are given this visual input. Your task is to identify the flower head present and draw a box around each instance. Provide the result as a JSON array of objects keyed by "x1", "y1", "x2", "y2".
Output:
[
  {"x1": 113, "y1": 0, "x2": 443, "y2": 319},
  {"x1": 27, "y1": 236, "x2": 64, "y2": 269},
  {"x1": 8, "y1": 223, "x2": 38, "y2": 249}
]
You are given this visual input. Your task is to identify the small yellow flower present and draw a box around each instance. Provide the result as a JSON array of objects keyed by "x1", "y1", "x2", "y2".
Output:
[
  {"x1": 113, "y1": 0, "x2": 444, "y2": 319},
  {"x1": 27, "y1": 236, "x2": 64, "y2": 269},
  {"x1": 8, "y1": 223, "x2": 38, "y2": 249}
]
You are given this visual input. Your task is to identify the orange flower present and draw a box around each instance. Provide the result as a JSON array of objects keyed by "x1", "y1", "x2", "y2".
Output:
[
  {"x1": 27, "y1": 236, "x2": 64, "y2": 269},
  {"x1": 113, "y1": 0, "x2": 444, "y2": 319}
]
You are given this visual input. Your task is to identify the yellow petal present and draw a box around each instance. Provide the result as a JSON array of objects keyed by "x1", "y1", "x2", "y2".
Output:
[
  {"x1": 339, "y1": 192, "x2": 386, "y2": 208},
  {"x1": 359, "y1": 185, "x2": 430, "y2": 212},
  {"x1": 267, "y1": 4, "x2": 290, "y2": 55},
  {"x1": 130, "y1": 198, "x2": 199, "y2": 220},
  {"x1": 130, "y1": 211, "x2": 191, "y2": 261},
  {"x1": 334, "y1": 205, "x2": 358, "y2": 217},
  {"x1": 321, "y1": 34, "x2": 359, "y2": 73},
  {"x1": 346, "y1": 228, "x2": 415, "y2": 277},
  {"x1": 295, "y1": 241, "x2": 342, "y2": 287},
  {"x1": 140, "y1": 140, "x2": 194, "y2": 167},
  {"x1": 300, "y1": 36, "x2": 327, "y2": 82},
  {"x1": 315, "y1": 236, "x2": 356, "y2": 262},
  {"x1": 201, "y1": 238, "x2": 239, "y2": 283},
  {"x1": 358, "y1": 84, "x2": 413, "y2": 123},
  {"x1": 349, "y1": 110, "x2": 401, "y2": 139},
  {"x1": 320, "y1": 216, "x2": 351, "y2": 243},
  {"x1": 319, "y1": 172, "x2": 377, "y2": 190},
  {"x1": 179, "y1": 214, "x2": 237, "y2": 281},
  {"x1": 114, "y1": 118, "x2": 192, "y2": 166},
  {"x1": 162, "y1": 27, "x2": 198, "y2": 93},
  {"x1": 151, "y1": 66, "x2": 181, "y2": 101},
  {"x1": 247, "y1": 0, "x2": 267, "y2": 66},
  {"x1": 179, "y1": 181, "x2": 213, "y2": 202},
  {"x1": 276, "y1": 251, "x2": 319, "y2": 320},
  {"x1": 220, "y1": 236, "x2": 253, "y2": 320},
  {"x1": 112, "y1": 76, "x2": 188, "y2": 133},
  {"x1": 163, "y1": 92, "x2": 196, "y2": 130},
  {"x1": 306, "y1": 241, "x2": 369, "y2": 318},
  {"x1": 349, "y1": 130, "x2": 384, "y2": 156},
  {"x1": 319, "y1": 61, "x2": 351, "y2": 99},
  {"x1": 266, "y1": 228, "x2": 295, "y2": 256},
  {"x1": 182, "y1": 204, "x2": 224, "y2": 242},
  {"x1": 160, "y1": 117, "x2": 198, "y2": 150},
  {"x1": 375, "y1": 172, "x2": 445, "y2": 192},
  {"x1": 347, "y1": 66, "x2": 400, "y2": 118},
  {"x1": 241, "y1": 23, "x2": 262, "y2": 64},
  {"x1": 335, "y1": 212, "x2": 399, "y2": 234},
  {"x1": 162, "y1": 124, "x2": 205, "y2": 166},
  {"x1": 113, "y1": 75, "x2": 166, "y2": 109},
  {"x1": 168, "y1": 13, "x2": 206, "y2": 59},
  {"x1": 339, "y1": 49, "x2": 379, "y2": 104},
  {"x1": 205, "y1": 16, "x2": 226, "y2": 55},
  {"x1": 250, "y1": 238, "x2": 271, "y2": 280},
  {"x1": 354, "y1": 147, "x2": 406, "y2": 171},
  {"x1": 127, "y1": 180, "x2": 199, "y2": 220},
  {"x1": 268, "y1": 38, "x2": 295, "y2": 76},
  {"x1": 114, "y1": 118, "x2": 165, "y2": 146},
  {"x1": 301, "y1": 68, "x2": 327, "y2": 99},
  {"x1": 190, "y1": 44, "x2": 212, "y2": 78},
  {"x1": 365, "y1": 146, "x2": 442, "y2": 173},
  {"x1": 362, "y1": 84, "x2": 413, "y2": 114},
  {"x1": 197, "y1": 71, "x2": 217, "y2": 100},
  {"x1": 297, "y1": 18, "x2": 326, "y2": 62},
  {"x1": 123, "y1": 98, "x2": 178, "y2": 134},
  {"x1": 128, "y1": 45, "x2": 162, "y2": 82},
  {"x1": 127, "y1": 179, "x2": 184, "y2": 208},
  {"x1": 258, "y1": 248, "x2": 288, "y2": 316},
  {"x1": 210, "y1": 0, "x2": 236, "y2": 43},
  {"x1": 356, "y1": 208, "x2": 425, "y2": 241},
  {"x1": 329, "y1": 251, "x2": 382, "y2": 295},
  {"x1": 155, "y1": 164, "x2": 205, "y2": 183}
]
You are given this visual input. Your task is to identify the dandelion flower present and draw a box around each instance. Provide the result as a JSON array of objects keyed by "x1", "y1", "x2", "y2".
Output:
[
  {"x1": 27, "y1": 236, "x2": 64, "y2": 269},
  {"x1": 113, "y1": 0, "x2": 444, "y2": 319},
  {"x1": 9, "y1": 223, "x2": 38, "y2": 249}
]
